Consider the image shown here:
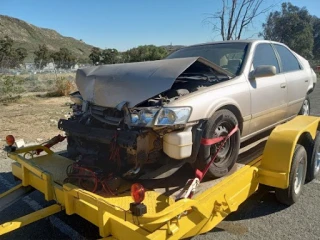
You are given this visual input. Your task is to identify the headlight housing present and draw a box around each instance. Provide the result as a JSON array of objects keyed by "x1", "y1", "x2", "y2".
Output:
[
  {"x1": 130, "y1": 108, "x2": 159, "y2": 126},
  {"x1": 154, "y1": 107, "x2": 192, "y2": 126},
  {"x1": 129, "y1": 107, "x2": 192, "y2": 127}
]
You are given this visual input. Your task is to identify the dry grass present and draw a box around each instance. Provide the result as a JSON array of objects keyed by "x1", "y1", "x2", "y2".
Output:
[
  {"x1": 0, "y1": 73, "x2": 77, "y2": 101},
  {"x1": 48, "y1": 77, "x2": 77, "y2": 97}
]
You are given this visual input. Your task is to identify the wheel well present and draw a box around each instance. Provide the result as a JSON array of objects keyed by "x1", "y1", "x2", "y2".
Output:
[
  {"x1": 307, "y1": 84, "x2": 315, "y2": 95},
  {"x1": 217, "y1": 105, "x2": 243, "y2": 133},
  {"x1": 297, "y1": 132, "x2": 314, "y2": 161},
  {"x1": 298, "y1": 132, "x2": 313, "y2": 146}
]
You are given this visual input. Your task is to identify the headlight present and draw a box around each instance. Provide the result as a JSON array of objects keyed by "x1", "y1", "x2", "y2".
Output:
[
  {"x1": 154, "y1": 107, "x2": 192, "y2": 126},
  {"x1": 130, "y1": 108, "x2": 159, "y2": 126},
  {"x1": 129, "y1": 107, "x2": 192, "y2": 127},
  {"x1": 140, "y1": 109, "x2": 158, "y2": 124}
]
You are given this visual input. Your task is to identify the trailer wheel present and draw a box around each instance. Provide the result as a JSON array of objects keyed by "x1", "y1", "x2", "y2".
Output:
[
  {"x1": 275, "y1": 144, "x2": 307, "y2": 205},
  {"x1": 197, "y1": 109, "x2": 240, "y2": 178},
  {"x1": 306, "y1": 132, "x2": 320, "y2": 181}
]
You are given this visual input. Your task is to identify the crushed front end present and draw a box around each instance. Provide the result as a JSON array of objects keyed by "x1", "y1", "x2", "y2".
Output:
[
  {"x1": 59, "y1": 57, "x2": 230, "y2": 179},
  {"x1": 59, "y1": 92, "x2": 196, "y2": 179}
]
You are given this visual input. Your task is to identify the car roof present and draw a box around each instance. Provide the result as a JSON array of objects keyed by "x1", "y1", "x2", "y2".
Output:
[{"x1": 184, "y1": 39, "x2": 285, "y2": 48}]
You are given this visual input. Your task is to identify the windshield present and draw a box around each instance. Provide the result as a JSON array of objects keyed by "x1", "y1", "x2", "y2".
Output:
[{"x1": 166, "y1": 43, "x2": 249, "y2": 76}]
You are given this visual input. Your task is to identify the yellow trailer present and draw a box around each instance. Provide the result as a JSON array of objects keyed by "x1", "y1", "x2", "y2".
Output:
[{"x1": 1, "y1": 116, "x2": 320, "y2": 239}]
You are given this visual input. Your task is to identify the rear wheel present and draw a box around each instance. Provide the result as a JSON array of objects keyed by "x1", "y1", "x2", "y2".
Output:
[
  {"x1": 306, "y1": 132, "x2": 320, "y2": 181},
  {"x1": 298, "y1": 96, "x2": 310, "y2": 116},
  {"x1": 275, "y1": 144, "x2": 307, "y2": 205},
  {"x1": 196, "y1": 109, "x2": 240, "y2": 178}
]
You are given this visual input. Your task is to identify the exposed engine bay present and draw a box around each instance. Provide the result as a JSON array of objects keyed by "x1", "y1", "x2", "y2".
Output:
[{"x1": 59, "y1": 57, "x2": 231, "y2": 179}]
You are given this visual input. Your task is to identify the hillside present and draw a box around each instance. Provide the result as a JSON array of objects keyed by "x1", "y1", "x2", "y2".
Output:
[{"x1": 0, "y1": 15, "x2": 94, "y2": 62}]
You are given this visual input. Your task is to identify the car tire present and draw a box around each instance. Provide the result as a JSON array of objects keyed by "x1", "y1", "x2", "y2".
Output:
[
  {"x1": 306, "y1": 132, "x2": 320, "y2": 182},
  {"x1": 298, "y1": 96, "x2": 310, "y2": 116},
  {"x1": 275, "y1": 144, "x2": 307, "y2": 206},
  {"x1": 196, "y1": 109, "x2": 240, "y2": 178}
]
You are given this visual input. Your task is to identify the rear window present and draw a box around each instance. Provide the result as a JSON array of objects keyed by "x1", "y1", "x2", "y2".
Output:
[
  {"x1": 166, "y1": 43, "x2": 249, "y2": 76},
  {"x1": 274, "y1": 44, "x2": 301, "y2": 72}
]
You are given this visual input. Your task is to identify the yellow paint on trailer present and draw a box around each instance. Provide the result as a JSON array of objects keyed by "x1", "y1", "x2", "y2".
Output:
[
  {"x1": 259, "y1": 115, "x2": 320, "y2": 189},
  {"x1": 7, "y1": 150, "x2": 261, "y2": 239}
]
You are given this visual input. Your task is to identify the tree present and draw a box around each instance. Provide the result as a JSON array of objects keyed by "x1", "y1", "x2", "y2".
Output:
[
  {"x1": 124, "y1": 45, "x2": 168, "y2": 62},
  {"x1": 78, "y1": 57, "x2": 91, "y2": 64},
  {"x1": 204, "y1": 0, "x2": 275, "y2": 40},
  {"x1": 0, "y1": 36, "x2": 14, "y2": 67},
  {"x1": 34, "y1": 44, "x2": 50, "y2": 69},
  {"x1": 260, "y1": 2, "x2": 314, "y2": 58},
  {"x1": 89, "y1": 47, "x2": 101, "y2": 65},
  {"x1": 15, "y1": 48, "x2": 28, "y2": 63},
  {"x1": 0, "y1": 36, "x2": 28, "y2": 68},
  {"x1": 51, "y1": 48, "x2": 76, "y2": 69},
  {"x1": 101, "y1": 48, "x2": 119, "y2": 64},
  {"x1": 312, "y1": 16, "x2": 320, "y2": 60}
]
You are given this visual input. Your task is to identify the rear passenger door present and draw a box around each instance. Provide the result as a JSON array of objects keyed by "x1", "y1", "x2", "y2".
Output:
[
  {"x1": 248, "y1": 43, "x2": 288, "y2": 134},
  {"x1": 273, "y1": 44, "x2": 309, "y2": 118}
]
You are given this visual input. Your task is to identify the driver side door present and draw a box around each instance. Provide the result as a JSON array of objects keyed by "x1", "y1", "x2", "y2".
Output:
[{"x1": 248, "y1": 43, "x2": 288, "y2": 134}]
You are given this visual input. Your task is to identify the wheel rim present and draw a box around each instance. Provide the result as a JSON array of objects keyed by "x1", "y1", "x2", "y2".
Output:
[
  {"x1": 210, "y1": 121, "x2": 233, "y2": 167},
  {"x1": 302, "y1": 99, "x2": 310, "y2": 116},
  {"x1": 294, "y1": 157, "x2": 305, "y2": 194},
  {"x1": 315, "y1": 145, "x2": 320, "y2": 174}
]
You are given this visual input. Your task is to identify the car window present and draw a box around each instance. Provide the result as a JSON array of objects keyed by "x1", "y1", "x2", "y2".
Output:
[
  {"x1": 274, "y1": 44, "x2": 301, "y2": 72},
  {"x1": 166, "y1": 43, "x2": 248, "y2": 76},
  {"x1": 252, "y1": 43, "x2": 280, "y2": 73}
]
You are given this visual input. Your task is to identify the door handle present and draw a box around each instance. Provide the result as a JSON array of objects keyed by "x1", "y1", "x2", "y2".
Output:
[
  {"x1": 305, "y1": 79, "x2": 308, "y2": 82},
  {"x1": 280, "y1": 83, "x2": 286, "y2": 88}
]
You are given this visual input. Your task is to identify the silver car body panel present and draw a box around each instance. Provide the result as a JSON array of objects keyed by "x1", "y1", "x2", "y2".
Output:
[{"x1": 76, "y1": 57, "x2": 231, "y2": 108}]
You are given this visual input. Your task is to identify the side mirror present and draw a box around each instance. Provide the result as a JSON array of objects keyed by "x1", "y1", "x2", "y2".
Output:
[{"x1": 251, "y1": 65, "x2": 276, "y2": 79}]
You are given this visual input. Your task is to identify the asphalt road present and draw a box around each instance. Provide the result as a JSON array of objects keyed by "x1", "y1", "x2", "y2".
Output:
[{"x1": 0, "y1": 83, "x2": 319, "y2": 240}]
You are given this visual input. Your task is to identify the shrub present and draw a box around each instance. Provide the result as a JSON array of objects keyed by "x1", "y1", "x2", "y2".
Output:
[
  {"x1": 0, "y1": 75, "x2": 26, "y2": 98},
  {"x1": 53, "y1": 77, "x2": 76, "y2": 96}
]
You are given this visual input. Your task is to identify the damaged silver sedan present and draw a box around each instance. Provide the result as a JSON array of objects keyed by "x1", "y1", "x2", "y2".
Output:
[{"x1": 59, "y1": 40, "x2": 317, "y2": 179}]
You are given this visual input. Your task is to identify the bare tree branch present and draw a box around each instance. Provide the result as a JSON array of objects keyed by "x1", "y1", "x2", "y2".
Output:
[
  {"x1": 229, "y1": 0, "x2": 249, "y2": 40},
  {"x1": 204, "y1": 0, "x2": 278, "y2": 41},
  {"x1": 220, "y1": 0, "x2": 226, "y2": 40},
  {"x1": 227, "y1": 0, "x2": 237, "y2": 39}
]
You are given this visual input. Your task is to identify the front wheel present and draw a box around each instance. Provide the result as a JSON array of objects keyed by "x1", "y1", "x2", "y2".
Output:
[
  {"x1": 298, "y1": 96, "x2": 310, "y2": 116},
  {"x1": 196, "y1": 109, "x2": 240, "y2": 179}
]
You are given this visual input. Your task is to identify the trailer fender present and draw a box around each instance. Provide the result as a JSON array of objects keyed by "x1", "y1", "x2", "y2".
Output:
[{"x1": 258, "y1": 116, "x2": 320, "y2": 189}]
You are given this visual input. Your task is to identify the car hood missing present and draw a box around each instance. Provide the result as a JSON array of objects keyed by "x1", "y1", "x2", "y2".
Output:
[{"x1": 76, "y1": 57, "x2": 231, "y2": 108}]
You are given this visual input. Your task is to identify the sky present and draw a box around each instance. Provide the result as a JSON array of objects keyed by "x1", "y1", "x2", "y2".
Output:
[{"x1": 1, "y1": 0, "x2": 320, "y2": 51}]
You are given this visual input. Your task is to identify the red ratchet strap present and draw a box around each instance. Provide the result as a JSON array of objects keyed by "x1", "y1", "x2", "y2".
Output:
[
  {"x1": 196, "y1": 124, "x2": 239, "y2": 182},
  {"x1": 177, "y1": 124, "x2": 239, "y2": 200},
  {"x1": 36, "y1": 134, "x2": 66, "y2": 155}
]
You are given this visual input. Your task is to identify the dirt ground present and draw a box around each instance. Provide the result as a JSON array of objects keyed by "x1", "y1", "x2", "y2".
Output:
[{"x1": 0, "y1": 96, "x2": 71, "y2": 145}]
